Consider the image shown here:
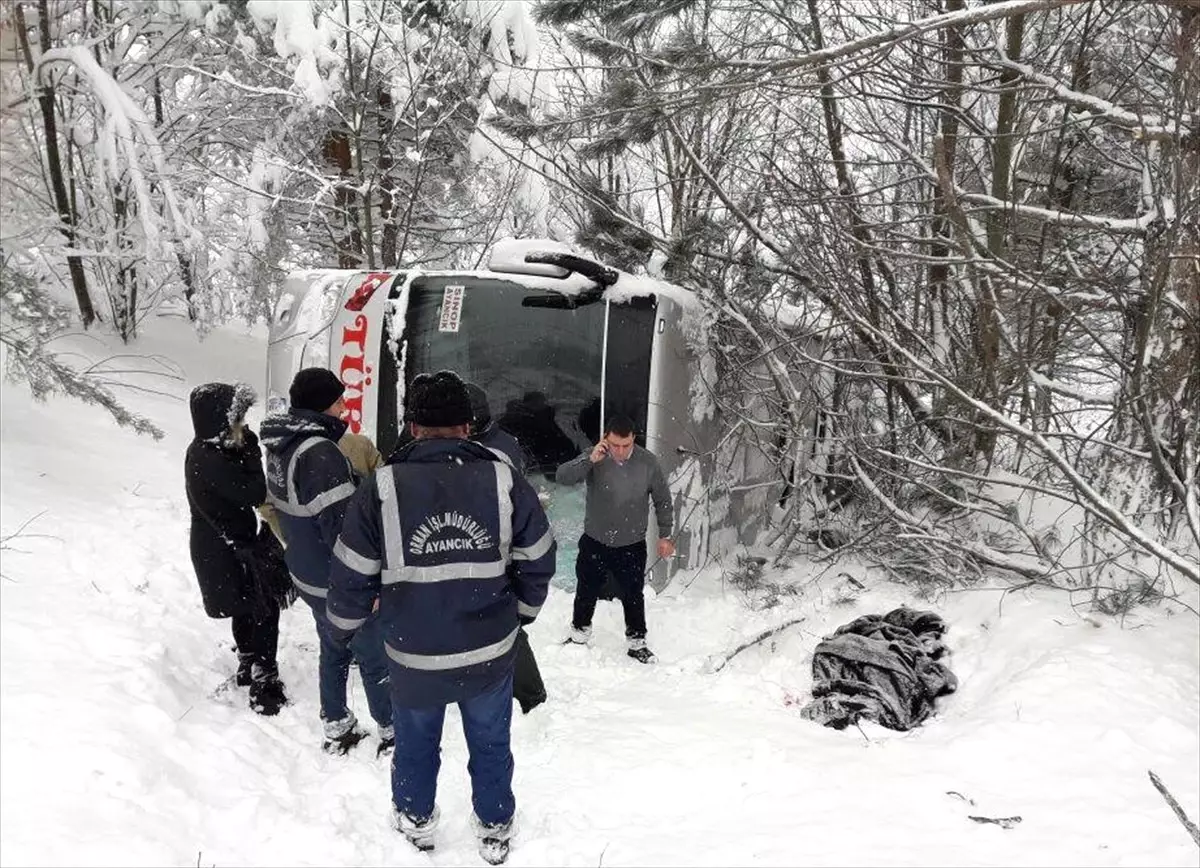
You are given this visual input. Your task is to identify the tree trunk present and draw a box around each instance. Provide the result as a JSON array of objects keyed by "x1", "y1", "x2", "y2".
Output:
[
  {"x1": 972, "y1": 11, "x2": 1027, "y2": 463},
  {"x1": 18, "y1": 0, "x2": 96, "y2": 327},
  {"x1": 324, "y1": 129, "x2": 361, "y2": 268},
  {"x1": 928, "y1": 0, "x2": 964, "y2": 367},
  {"x1": 152, "y1": 70, "x2": 198, "y2": 320},
  {"x1": 805, "y1": 0, "x2": 950, "y2": 448},
  {"x1": 1127, "y1": 2, "x2": 1200, "y2": 521},
  {"x1": 111, "y1": 179, "x2": 138, "y2": 342},
  {"x1": 377, "y1": 86, "x2": 399, "y2": 268},
  {"x1": 1025, "y1": 9, "x2": 1096, "y2": 438}
]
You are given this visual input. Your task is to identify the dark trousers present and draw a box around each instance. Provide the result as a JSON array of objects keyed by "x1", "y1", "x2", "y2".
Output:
[
  {"x1": 231, "y1": 603, "x2": 279, "y2": 674},
  {"x1": 572, "y1": 534, "x2": 648, "y2": 639},
  {"x1": 311, "y1": 606, "x2": 392, "y2": 728},
  {"x1": 513, "y1": 627, "x2": 545, "y2": 712},
  {"x1": 391, "y1": 672, "x2": 515, "y2": 827}
]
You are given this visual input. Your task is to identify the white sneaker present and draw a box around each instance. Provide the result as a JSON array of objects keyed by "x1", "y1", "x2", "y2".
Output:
[
  {"x1": 322, "y1": 712, "x2": 357, "y2": 740},
  {"x1": 627, "y1": 637, "x2": 657, "y2": 664},
  {"x1": 565, "y1": 625, "x2": 592, "y2": 645},
  {"x1": 393, "y1": 805, "x2": 439, "y2": 852},
  {"x1": 322, "y1": 713, "x2": 368, "y2": 754},
  {"x1": 472, "y1": 814, "x2": 513, "y2": 865}
]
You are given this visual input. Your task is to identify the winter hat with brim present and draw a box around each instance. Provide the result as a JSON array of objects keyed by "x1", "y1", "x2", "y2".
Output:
[
  {"x1": 290, "y1": 368, "x2": 345, "y2": 413},
  {"x1": 407, "y1": 370, "x2": 473, "y2": 427}
]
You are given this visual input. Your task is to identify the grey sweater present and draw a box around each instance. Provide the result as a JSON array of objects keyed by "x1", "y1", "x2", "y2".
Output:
[{"x1": 555, "y1": 444, "x2": 673, "y2": 548}]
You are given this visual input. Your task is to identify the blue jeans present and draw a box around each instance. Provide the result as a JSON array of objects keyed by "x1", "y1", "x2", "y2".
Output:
[
  {"x1": 391, "y1": 672, "x2": 515, "y2": 826},
  {"x1": 311, "y1": 607, "x2": 392, "y2": 728}
]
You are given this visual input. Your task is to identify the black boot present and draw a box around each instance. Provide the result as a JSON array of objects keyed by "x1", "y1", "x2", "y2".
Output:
[
  {"x1": 323, "y1": 728, "x2": 368, "y2": 754},
  {"x1": 248, "y1": 664, "x2": 288, "y2": 716},
  {"x1": 480, "y1": 836, "x2": 510, "y2": 865},
  {"x1": 235, "y1": 652, "x2": 255, "y2": 687}
]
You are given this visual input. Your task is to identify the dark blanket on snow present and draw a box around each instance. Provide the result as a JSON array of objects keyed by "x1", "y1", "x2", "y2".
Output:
[{"x1": 800, "y1": 607, "x2": 957, "y2": 731}]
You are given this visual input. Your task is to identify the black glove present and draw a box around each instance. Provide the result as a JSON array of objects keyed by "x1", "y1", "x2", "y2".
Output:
[{"x1": 519, "y1": 614, "x2": 535, "y2": 627}]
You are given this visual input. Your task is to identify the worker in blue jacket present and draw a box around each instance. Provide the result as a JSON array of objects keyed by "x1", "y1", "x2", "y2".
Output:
[
  {"x1": 326, "y1": 370, "x2": 555, "y2": 866},
  {"x1": 261, "y1": 368, "x2": 392, "y2": 755}
]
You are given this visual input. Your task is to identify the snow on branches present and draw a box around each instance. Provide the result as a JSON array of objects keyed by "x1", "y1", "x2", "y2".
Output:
[{"x1": 36, "y1": 46, "x2": 198, "y2": 256}]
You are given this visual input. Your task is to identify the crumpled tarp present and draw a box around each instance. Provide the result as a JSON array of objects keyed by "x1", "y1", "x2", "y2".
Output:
[{"x1": 800, "y1": 607, "x2": 957, "y2": 731}]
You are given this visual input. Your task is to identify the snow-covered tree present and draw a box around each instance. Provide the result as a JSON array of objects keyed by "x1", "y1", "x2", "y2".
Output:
[
  {"x1": 180, "y1": 0, "x2": 549, "y2": 320},
  {"x1": 515, "y1": 0, "x2": 1199, "y2": 594},
  {"x1": 0, "y1": 255, "x2": 163, "y2": 438},
  {"x1": 3, "y1": 1, "x2": 204, "y2": 340}
]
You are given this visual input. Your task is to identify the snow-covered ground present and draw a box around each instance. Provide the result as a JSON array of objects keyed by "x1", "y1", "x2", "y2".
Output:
[{"x1": 2, "y1": 316, "x2": 1198, "y2": 867}]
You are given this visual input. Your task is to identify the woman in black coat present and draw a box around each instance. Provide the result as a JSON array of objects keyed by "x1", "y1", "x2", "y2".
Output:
[{"x1": 185, "y1": 382, "x2": 287, "y2": 715}]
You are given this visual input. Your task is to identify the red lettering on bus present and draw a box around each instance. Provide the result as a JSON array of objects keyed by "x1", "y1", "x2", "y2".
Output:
[{"x1": 339, "y1": 313, "x2": 370, "y2": 433}]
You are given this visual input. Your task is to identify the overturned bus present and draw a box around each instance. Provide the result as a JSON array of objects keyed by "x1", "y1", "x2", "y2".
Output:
[{"x1": 264, "y1": 239, "x2": 781, "y2": 588}]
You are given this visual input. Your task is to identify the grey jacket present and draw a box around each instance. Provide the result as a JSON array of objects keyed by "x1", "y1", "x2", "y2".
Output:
[{"x1": 555, "y1": 444, "x2": 673, "y2": 548}]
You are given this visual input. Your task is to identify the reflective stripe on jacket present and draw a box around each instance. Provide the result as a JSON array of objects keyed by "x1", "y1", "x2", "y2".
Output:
[
  {"x1": 327, "y1": 437, "x2": 556, "y2": 706},
  {"x1": 260, "y1": 409, "x2": 354, "y2": 606}
]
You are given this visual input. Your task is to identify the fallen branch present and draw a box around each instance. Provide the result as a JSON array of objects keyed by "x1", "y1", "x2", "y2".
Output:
[
  {"x1": 1149, "y1": 770, "x2": 1200, "y2": 847},
  {"x1": 849, "y1": 456, "x2": 1056, "y2": 582},
  {"x1": 0, "y1": 509, "x2": 48, "y2": 547},
  {"x1": 968, "y1": 815, "x2": 1022, "y2": 829},
  {"x1": 709, "y1": 617, "x2": 806, "y2": 672}
]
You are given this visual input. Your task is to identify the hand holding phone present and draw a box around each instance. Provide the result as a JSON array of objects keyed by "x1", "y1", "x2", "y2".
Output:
[{"x1": 589, "y1": 440, "x2": 609, "y2": 464}]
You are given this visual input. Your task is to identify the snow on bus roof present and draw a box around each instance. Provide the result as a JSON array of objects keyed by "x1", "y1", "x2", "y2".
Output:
[
  {"x1": 489, "y1": 237, "x2": 699, "y2": 309},
  {"x1": 488, "y1": 237, "x2": 576, "y2": 278},
  {"x1": 283, "y1": 240, "x2": 701, "y2": 309},
  {"x1": 607, "y1": 272, "x2": 699, "y2": 311}
]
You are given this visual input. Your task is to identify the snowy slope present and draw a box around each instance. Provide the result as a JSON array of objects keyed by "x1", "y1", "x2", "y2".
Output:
[{"x1": 1, "y1": 316, "x2": 1198, "y2": 867}]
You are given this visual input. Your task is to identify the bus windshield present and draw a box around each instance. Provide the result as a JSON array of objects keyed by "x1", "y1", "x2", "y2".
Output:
[
  {"x1": 379, "y1": 274, "x2": 656, "y2": 589},
  {"x1": 386, "y1": 275, "x2": 605, "y2": 471},
  {"x1": 382, "y1": 274, "x2": 654, "y2": 466}
]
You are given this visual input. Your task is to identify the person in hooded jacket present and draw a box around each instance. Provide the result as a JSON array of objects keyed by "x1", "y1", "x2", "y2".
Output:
[
  {"x1": 260, "y1": 368, "x2": 392, "y2": 755},
  {"x1": 185, "y1": 382, "x2": 287, "y2": 716},
  {"x1": 326, "y1": 370, "x2": 556, "y2": 865}
]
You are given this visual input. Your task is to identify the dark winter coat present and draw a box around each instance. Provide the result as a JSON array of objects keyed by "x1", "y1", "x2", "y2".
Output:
[
  {"x1": 259, "y1": 409, "x2": 354, "y2": 608},
  {"x1": 185, "y1": 383, "x2": 265, "y2": 619},
  {"x1": 327, "y1": 437, "x2": 556, "y2": 707},
  {"x1": 387, "y1": 423, "x2": 526, "y2": 474},
  {"x1": 475, "y1": 421, "x2": 528, "y2": 475}
]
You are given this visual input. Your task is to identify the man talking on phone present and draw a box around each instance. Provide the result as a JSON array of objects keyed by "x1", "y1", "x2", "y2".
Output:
[{"x1": 555, "y1": 413, "x2": 674, "y2": 663}]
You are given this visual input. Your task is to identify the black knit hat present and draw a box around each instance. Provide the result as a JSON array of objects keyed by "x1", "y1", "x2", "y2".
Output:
[
  {"x1": 289, "y1": 368, "x2": 345, "y2": 413},
  {"x1": 406, "y1": 370, "x2": 473, "y2": 427}
]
